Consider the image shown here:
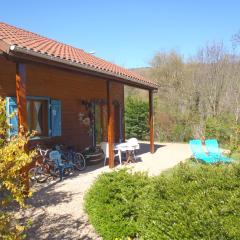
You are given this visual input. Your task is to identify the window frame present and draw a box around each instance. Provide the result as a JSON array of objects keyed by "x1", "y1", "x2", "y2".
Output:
[{"x1": 27, "y1": 96, "x2": 51, "y2": 138}]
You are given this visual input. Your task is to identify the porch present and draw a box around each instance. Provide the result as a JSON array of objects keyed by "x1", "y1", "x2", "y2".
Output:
[{"x1": 10, "y1": 61, "x2": 156, "y2": 168}]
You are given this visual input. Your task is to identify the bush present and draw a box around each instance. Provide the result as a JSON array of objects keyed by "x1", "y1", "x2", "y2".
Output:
[
  {"x1": 155, "y1": 113, "x2": 192, "y2": 142},
  {"x1": 205, "y1": 116, "x2": 237, "y2": 144},
  {"x1": 85, "y1": 163, "x2": 240, "y2": 239},
  {"x1": 0, "y1": 98, "x2": 35, "y2": 239},
  {"x1": 85, "y1": 170, "x2": 149, "y2": 239},
  {"x1": 171, "y1": 121, "x2": 193, "y2": 142},
  {"x1": 229, "y1": 124, "x2": 240, "y2": 154},
  {"x1": 125, "y1": 97, "x2": 149, "y2": 140}
]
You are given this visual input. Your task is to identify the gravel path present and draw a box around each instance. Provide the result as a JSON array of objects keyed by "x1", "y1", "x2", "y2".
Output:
[{"x1": 18, "y1": 143, "x2": 191, "y2": 239}]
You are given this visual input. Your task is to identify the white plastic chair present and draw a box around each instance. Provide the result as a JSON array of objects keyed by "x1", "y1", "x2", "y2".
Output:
[
  {"x1": 100, "y1": 142, "x2": 122, "y2": 166},
  {"x1": 126, "y1": 138, "x2": 140, "y2": 160}
]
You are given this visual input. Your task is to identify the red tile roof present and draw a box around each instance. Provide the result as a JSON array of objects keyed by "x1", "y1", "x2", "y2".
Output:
[{"x1": 0, "y1": 22, "x2": 157, "y2": 89}]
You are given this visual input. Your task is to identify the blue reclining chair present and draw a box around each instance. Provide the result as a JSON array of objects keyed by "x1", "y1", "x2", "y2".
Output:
[
  {"x1": 189, "y1": 139, "x2": 217, "y2": 164},
  {"x1": 205, "y1": 139, "x2": 232, "y2": 163}
]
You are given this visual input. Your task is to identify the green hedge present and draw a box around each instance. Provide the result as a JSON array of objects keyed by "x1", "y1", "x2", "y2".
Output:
[
  {"x1": 125, "y1": 97, "x2": 149, "y2": 140},
  {"x1": 85, "y1": 164, "x2": 240, "y2": 239}
]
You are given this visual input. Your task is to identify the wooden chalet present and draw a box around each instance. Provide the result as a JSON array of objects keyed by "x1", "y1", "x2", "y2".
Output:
[{"x1": 0, "y1": 22, "x2": 158, "y2": 168}]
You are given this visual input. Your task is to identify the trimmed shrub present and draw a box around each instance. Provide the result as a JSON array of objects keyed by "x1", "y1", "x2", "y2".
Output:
[
  {"x1": 85, "y1": 170, "x2": 149, "y2": 239},
  {"x1": 139, "y1": 164, "x2": 240, "y2": 239},
  {"x1": 85, "y1": 163, "x2": 240, "y2": 239}
]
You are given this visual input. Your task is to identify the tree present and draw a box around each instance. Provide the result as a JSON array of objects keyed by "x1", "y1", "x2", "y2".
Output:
[
  {"x1": 150, "y1": 51, "x2": 186, "y2": 114},
  {"x1": 231, "y1": 31, "x2": 240, "y2": 123},
  {"x1": 149, "y1": 51, "x2": 195, "y2": 141}
]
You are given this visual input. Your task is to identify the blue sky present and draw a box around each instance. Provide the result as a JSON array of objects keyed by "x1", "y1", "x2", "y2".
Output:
[{"x1": 0, "y1": 0, "x2": 239, "y2": 68}]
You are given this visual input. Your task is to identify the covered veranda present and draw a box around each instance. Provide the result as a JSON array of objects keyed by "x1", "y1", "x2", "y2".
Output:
[{"x1": 15, "y1": 62, "x2": 156, "y2": 168}]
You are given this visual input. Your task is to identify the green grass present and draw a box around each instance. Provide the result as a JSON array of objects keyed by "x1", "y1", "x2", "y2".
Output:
[{"x1": 85, "y1": 161, "x2": 240, "y2": 240}]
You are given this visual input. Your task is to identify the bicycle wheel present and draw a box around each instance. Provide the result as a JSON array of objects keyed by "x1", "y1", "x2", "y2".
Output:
[
  {"x1": 74, "y1": 153, "x2": 86, "y2": 171},
  {"x1": 34, "y1": 165, "x2": 49, "y2": 183}
]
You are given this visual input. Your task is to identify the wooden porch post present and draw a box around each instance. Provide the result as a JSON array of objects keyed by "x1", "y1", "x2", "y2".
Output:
[
  {"x1": 16, "y1": 63, "x2": 27, "y2": 134},
  {"x1": 107, "y1": 81, "x2": 114, "y2": 168},
  {"x1": 122, "y1": 88, "x2": 125, "y2": 142},
  {"x1": 16, "y1": 63, "x2": 29, "y2": 193},
  {"x1": 149, "y1": 90, "x2": 154, "y2": 153}
]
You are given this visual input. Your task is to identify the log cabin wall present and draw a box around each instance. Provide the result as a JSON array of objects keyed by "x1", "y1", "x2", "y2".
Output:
[
  {"x1": 0, "y1": 56, "x2": 16, "y2": 97},
  {"x1": 0, "y1": 56, "x2": 124, "y2": 150}
]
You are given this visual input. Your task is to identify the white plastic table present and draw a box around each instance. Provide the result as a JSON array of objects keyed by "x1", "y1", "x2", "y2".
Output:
[{"x1": 115, "y1": 142, "x2": 139, "y2": 164}]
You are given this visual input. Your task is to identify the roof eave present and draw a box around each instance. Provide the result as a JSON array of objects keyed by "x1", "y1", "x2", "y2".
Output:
[{"x1": 1, "y1": 41, "x2": 158, "y2": 90}]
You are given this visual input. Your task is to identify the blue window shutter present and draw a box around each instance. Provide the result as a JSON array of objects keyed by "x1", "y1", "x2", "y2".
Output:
[
  {"x1": 51, "y1": 100, "x2": 61, "y2": 136},
  {"x1": 6, "y1": 97, "x2": 18, "y2": 137}
]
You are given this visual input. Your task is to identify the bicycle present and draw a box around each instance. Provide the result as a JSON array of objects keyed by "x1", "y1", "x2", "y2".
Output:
[
  {"x1": 28, "y1": 145, "x2": 70, "y2": 186},
  {"x1": 28, "y1": 146, "x2": 51, "y2": 186},
  {"x1": 55, "y1": 145, "x2": 86, "y2": 171}
]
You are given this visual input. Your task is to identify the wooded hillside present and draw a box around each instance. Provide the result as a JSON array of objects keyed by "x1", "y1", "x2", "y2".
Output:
[{"x1": 125, "y1": 41, "x2": 240, "y2": 145}]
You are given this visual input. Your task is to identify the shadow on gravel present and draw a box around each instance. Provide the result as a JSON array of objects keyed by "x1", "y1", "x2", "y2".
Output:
[
  {"x1": 23, "y1": 210, "x2": 93, "y2": 240},
  {"x1": 137, "y1": 143, "x2": 165, "y2": 155},
  {"x1": 20, "y1": 182, "x2": 96, "y2": 239},
  {"x1": 26, "y1": 181, "x2": 78, "y2": 208}
]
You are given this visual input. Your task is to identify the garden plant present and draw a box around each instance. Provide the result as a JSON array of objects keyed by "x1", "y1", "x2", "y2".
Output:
[
  {"x1": 85, "y1": 163, "x2": 240, "y2": 240},
  {"x1": 0, "y1": 98, "x2": 35, "y2": 240}
]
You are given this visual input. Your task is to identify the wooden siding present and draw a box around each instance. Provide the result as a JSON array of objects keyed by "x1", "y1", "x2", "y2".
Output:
[
  {"x1": 0, "y1": 56, "x2": 16, "y2": 97},
  {"x1": 0, "y1": 56, "x2": 124, "y2": 150}
]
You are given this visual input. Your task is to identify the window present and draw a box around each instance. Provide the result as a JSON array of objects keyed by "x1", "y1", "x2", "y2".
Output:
[
  {"x1": 27, "y1": 99, "x2": 49, "y2": 136},
  {"x1": 6, "y1": 96, "x2": 61, "y2": 138}
]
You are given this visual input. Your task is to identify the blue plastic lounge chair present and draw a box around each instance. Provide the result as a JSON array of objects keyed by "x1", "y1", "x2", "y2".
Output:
[
  {"x1": 189, "y1": 139, "x2": 217, "y2": 164},
  {"x1": 205, "y1": 139, "x2": 232, "y2": 163}
]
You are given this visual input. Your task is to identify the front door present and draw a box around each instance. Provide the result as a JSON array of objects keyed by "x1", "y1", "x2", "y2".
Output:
[{"x1": 93, "y1": 101, "x2": 123, "y2": 146}]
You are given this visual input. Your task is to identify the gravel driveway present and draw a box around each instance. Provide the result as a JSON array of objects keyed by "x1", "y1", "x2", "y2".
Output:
[{"x1": 19, "y1": 142, "x2": 191, "y2": 239}]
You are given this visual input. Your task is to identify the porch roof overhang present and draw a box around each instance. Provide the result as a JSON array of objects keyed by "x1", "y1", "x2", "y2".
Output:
[
  {"x1": 0, "y1": 22, "x2": 158, "y2": 91},
  {"x1": 5, "y1": 46, "x2": 158, "y2": 91}
]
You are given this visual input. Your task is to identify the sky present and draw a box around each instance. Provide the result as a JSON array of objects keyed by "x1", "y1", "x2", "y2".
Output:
[{"x1": 0, "y1": 0, "x2": 239, "y2": 68}]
